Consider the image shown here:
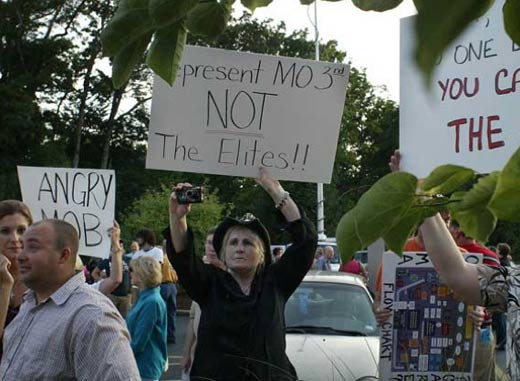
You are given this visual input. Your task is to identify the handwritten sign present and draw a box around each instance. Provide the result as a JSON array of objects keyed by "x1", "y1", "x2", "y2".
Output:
[
  {"x1": 379, "y1": 252, "x2": 482, "y2": 381},
  {"x1": 146, "y1": 45, "x2": 350, "y2": 183},
  {"x1": 400, "y1": 0, "x2": 519, "y2": 178},
  {"x1": 17, "y1": 166, "x2": 116, "y2": 259}
]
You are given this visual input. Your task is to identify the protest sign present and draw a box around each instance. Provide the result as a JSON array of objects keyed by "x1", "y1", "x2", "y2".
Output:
[
  {"x1": 17, "y1": 166, "x2": 116, "y2": 259},
  {"x1": 379, "y1": 252, "x2": 483, "y2": 381},
  {"x1": 146, "y1": 45, "x2": 350, "y2": 183},
  {"x1": 400, "y1": 0, "x2": 520, "y2": 178}
]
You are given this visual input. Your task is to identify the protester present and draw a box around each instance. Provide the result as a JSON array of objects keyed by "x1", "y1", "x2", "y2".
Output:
[
  {"x1": 180, "y1": 227, "x2": 226, "y2": 379},
  {"x1": 373, "y1": 151, "x2": 494, "y2": 381},
  {"x1": 272, "y1": 247, "x2": 284, "y2": 262},
  {"x1": 492, "y1": 243, "x2": 511, "y2": 351},
  {"x1": 134, "y1": 228, "x2": 164, "y2": 263},
  {"x1": 315, "y1": 246, "x2": 333, "y2": 271},
  {"x1": 0, "y1": 219, "x2": 140, "y2": 380},
  {"x1": 311, "y1": 247, "x2": 323, "y2": 270},
  {"x1": 133, "y1": 229, "x2": 176, "y2": 342},
  {"x1": 420, "y1": 214, "x2": 520, "y2": 380},
  {"x1": 159, "y1": 240, "x2": 178, "y2": 344},
  {"x1": 339, "y1": 257, "x2": 368, "y2": 282},
  {"x1": 127, "y1": 256, "x2": 168, "y2": 381},
  {"x1": 166, "y1": 168, "x2": 316, "y2": 380},
  {"x1": 89, "y1": 221, "x2": 130, "y2": 304},
  {"x1": 125, "y1": 241, "x2": 140, "y2": 260},
  {"x1": 0, "y1": 200, "x2": 32, "y2": 359}
]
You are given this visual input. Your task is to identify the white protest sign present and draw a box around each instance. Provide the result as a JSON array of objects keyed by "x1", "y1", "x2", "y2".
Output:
[
  {"x1": 17, "y1": 166, "x2": 116, "y2": 259},
  {"x1": 146, "y1": 45, "x2": 349, "y2": 183},
  {"x1": 400, "y1": 0, "x2": 520, "y2": 178},
  {"x1": 379, "y1": 252, "x2": 482, "y2": 381}
]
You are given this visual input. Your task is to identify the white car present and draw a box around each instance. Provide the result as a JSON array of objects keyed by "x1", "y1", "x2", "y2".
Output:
[{"x1": 285, "y1": 271, "x2": 379, "y2": 381}]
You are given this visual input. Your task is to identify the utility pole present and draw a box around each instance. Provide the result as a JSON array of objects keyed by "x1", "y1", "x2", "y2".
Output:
[{"x1": 314, "y1": 1, "x2": 326, "y2": 240}]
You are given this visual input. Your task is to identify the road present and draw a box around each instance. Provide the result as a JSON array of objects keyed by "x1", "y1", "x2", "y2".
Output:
[
  {"x1": 163, "y1": 313, "x2": 189, "y2": 381},
  {"x1": 161, "y1": 314, "x2": 509, "y2": 380}
]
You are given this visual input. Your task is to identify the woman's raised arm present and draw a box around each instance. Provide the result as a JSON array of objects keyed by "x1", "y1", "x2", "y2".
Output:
[
  {"x1": 169, "y1": 183, "x2": 192, "y2": 254},
  {"x1": 255, "y1": 168, "x2": 300, "y2": 222},
  {"x1": 420, "y1": 214, "x2": 481, "y2": 305}
]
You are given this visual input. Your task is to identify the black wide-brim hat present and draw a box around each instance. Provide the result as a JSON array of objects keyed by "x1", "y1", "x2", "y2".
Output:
[{"x1": 213, "y1": 213, "x2": 272, "y2": 266}]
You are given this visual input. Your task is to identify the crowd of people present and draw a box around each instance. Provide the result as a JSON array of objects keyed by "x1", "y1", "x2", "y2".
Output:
[{"x1": 0, "y1": 159, "x2": 518, "y2": 380}]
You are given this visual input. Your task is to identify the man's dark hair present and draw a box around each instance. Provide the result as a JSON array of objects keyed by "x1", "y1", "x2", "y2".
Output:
[
  {"x1": 136, "y1": 228, "x2": 156, "y2": 246},
  {"x1": 497, "y1": 243, "x2": 511, "y2": 258}
]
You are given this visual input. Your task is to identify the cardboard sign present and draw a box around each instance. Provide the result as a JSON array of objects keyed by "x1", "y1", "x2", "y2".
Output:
[
  {"x1": 379, "y1": 252, "x2": 482, "y2": 381},
  {"x1": 17, "y1": 166, "x2": 116, "y2": 259},
  {"x1": 400, "y1": 0, "x2": 519, "y2": 178},
  {"x1": 146, "y1": 45, "x2": 350, "y2": 183}
]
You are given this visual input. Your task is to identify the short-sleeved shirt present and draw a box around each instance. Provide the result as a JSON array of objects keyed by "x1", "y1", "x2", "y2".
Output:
[
  {"x1": 133, "y1": 247, "x2": 164, "y2": 264},
  {"x1": 0, "y1": 272, "x2": 140, "y2": 380},
  {"x1": 478, "y1": 265, "x2": 520, "y2": 379}
]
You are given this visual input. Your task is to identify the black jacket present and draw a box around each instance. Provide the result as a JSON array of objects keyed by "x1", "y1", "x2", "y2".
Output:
[{"x1": 164, "y1": 215, "x2": 316, "y2": 381}]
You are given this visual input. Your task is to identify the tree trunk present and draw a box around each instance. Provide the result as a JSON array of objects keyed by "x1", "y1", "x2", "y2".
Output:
[
  {"x1": 72, "y1": 45, "x2": 99, "y2": 168},
  {"x1": 100, "y1": 86, "x2": 125, "y2": 169}
]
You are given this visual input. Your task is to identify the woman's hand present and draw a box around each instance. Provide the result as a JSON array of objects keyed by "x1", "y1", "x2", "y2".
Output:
[
  {"x1": 108, "y1": 220, "x2": 122, "y2": 251},
  {"x1": 389, "y1": 149, "x2": 401, "y2": 172},
  {"x1": 180, "y1": 353, "x2": 192, "y2": 373},
  {"x1": 372, "y1": 301, "x2": 392, "y2": 326},
  {"x1": 0, "y1": 255, "x2": 13, "y2": 286},
  {"x1": 468, "y1": 306, "x2": 485, "y2": 330},
  {"x1": 255, "y1": 167, "x2": 285, "y2": 202},
  {"x1": 169, "y1": 183, "x2": 193, "y2": 221}
]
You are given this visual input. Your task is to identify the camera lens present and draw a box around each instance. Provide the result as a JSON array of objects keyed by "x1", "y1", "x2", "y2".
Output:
[{"x1": 186, "y1": 191, "x2": 193, "y2": 196}]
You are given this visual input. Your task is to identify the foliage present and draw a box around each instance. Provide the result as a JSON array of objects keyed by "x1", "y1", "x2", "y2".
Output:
[
  {"x1": 100, "y1": 0, "x2": 520, "y2": 87},
  {"x1": 120, "y1": 185, "x2": 225, "y2": 254},
  {"x1": 336, "y1": 147, "x2": 520, "y2": 261}
]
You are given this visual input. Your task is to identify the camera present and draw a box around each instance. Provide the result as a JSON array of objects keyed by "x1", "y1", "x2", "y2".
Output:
[{"x1": 176, "y1": 186, "x2": 204, "y2": 204}]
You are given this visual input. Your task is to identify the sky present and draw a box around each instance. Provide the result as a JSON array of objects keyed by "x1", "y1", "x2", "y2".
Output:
[{"x1": 233, "y1": 0, "x2": 417, "y2": 102}]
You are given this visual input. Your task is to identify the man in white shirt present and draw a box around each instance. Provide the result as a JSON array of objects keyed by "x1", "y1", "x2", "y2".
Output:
[{"x1": 133, "y1": 228, "x2": 163, "y2": 263}]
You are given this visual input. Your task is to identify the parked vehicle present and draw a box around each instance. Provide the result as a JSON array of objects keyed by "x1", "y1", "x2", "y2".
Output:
[{"x1": 285, "y1": 271, "x2": 379, "y2": 381}]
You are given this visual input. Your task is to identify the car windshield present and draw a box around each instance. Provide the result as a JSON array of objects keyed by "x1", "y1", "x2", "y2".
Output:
[{"x1": 285, "y1": 281, "x2": 378, "y2": 336}]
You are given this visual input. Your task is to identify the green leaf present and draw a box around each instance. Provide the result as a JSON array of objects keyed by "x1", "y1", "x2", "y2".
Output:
[
  {"x1": 422, "y1": 164, "x2": 475, "y2": 195},
  {"x1": 336, "y1": 172, "x2": 417, "y2": 261},
  {"x1": 112, "y1": 31, "x2": 153, "y2": 89},
  {"x1": 489, "y1": 147, "x2": 520, "y2": 221},
  {"x1": 241, "y1": 0, "x2": 273, "y2": 12},
  {"x1": 456, "y1": 172, "x2": 499, "y2": 211},
  {"x1": 504, "y1": 0, "x2": 520, "y2": 45},
  {"x1": 414, "y1": 0, "x2": 495, "y2": 83},
  {"x1": 352, "y1": 0, "x2": 403, "y2": 12},
  {"x1": 300, "y1": 0, "x2": 315, "y2": 4},
  {"x1": 146, "y1": 21, "x2": 187, "y2": 86},
  {"x1": 383, "y1": 206, "x2": 423, "y2": 255},
  {"x1": 149, "y1": 0, "x2": 198, "y2": 28},
  {"x1": 451, "y1": 207, "x2": 497, "y2": 244},
  {"x1": 101, "y1": 0, "x2": 154, "y2": 57},
  {"x1": 412, "y1": 0, "x2": 424, "y2": 11},
  {"x1": 187, "y1": 2, "x2": 231, "y2": 37}
]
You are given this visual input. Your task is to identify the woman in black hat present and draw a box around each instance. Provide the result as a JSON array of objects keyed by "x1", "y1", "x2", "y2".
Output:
[{"x1": 165, "y1": 169, "x2": 317, "y2": 381}]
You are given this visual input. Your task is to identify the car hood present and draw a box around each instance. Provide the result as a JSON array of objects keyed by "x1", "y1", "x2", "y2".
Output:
[{"x1": 286, "y1": 334, "x2": 379, "y2": 381}]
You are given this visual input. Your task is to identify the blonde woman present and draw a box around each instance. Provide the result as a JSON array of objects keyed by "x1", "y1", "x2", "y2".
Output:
[
  {"x1": 167, "y1": 169, "x2": 317, "y2": 381},
  {"x1": 127, "y1": 256, "x2": 167, "y2": 381}
]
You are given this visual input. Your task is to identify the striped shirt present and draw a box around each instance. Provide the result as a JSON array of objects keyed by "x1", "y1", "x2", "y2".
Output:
[{"x1": 0, "y1": 272, "x2": 140, "y2": 381}]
